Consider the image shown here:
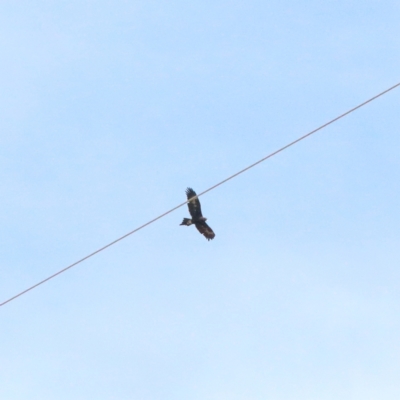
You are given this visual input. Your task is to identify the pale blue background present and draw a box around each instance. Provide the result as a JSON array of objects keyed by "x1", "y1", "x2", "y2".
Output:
[{"x1": 1, "y1": 1, "x2": 400, "y2": 399}]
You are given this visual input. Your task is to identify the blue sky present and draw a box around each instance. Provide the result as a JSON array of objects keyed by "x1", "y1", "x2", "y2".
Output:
[{"x1": 1, "y1": 1, "x2": 400, "y2": 399}]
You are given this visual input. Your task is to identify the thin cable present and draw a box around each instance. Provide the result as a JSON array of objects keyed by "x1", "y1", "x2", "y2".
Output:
[{"x1": 1, "y1": 82, "x2": 399, "y2": 307}]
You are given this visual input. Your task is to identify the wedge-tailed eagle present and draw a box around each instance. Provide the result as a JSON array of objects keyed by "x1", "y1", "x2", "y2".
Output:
[{"x1": 180, "y1": 187, "x2": 215, "y2": 241}]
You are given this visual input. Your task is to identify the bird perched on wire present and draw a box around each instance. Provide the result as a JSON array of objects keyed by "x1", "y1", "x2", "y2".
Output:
[{"x1": 180, "y1": 188, "x2": 215, "y2": 241}]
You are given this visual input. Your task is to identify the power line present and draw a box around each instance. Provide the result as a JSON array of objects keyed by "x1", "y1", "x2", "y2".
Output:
[{"x1": 1, "y1": 82, "x2": 399, "y2": 307}]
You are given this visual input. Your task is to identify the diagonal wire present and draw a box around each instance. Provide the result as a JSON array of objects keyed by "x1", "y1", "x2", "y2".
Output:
[{"x1": 1, "y1": 82, "x2": 399, "y2": 307}]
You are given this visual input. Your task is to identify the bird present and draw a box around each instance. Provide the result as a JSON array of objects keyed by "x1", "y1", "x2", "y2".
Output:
[{"x1": 180, "y1": 187, "x2": 215, "y2": 241}]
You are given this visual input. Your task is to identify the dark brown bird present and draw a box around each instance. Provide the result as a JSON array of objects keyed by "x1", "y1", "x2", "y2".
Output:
[{"x1": 180, "y1": 188, "x2": 215, "y2": 241}]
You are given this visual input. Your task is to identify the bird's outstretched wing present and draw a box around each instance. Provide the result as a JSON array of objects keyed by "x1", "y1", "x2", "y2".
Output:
[
  {"x1": 195, "y1": 221, "x2": 215, "y2": 241},
  {"x1": 185, "y1": 187, "x2": 202, "y2": 219}
]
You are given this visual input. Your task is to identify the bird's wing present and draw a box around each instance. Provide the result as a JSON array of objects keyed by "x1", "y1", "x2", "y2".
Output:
[
  {"x1": 185, "y1": 187, "x2": 202, "y2": 218},
  {"x1": 195, "y1": 221, "x2": 215, "y2": 241}
]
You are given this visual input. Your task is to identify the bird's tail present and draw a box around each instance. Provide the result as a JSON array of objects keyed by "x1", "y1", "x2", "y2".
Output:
[{"x1": 180, "y1": 218, "x2": 192, "y2": 226}]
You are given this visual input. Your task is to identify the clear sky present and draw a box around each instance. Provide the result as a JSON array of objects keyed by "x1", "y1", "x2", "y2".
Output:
[{"x1": 1, "y1": 1, "x2": 400, "y2": 399}]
